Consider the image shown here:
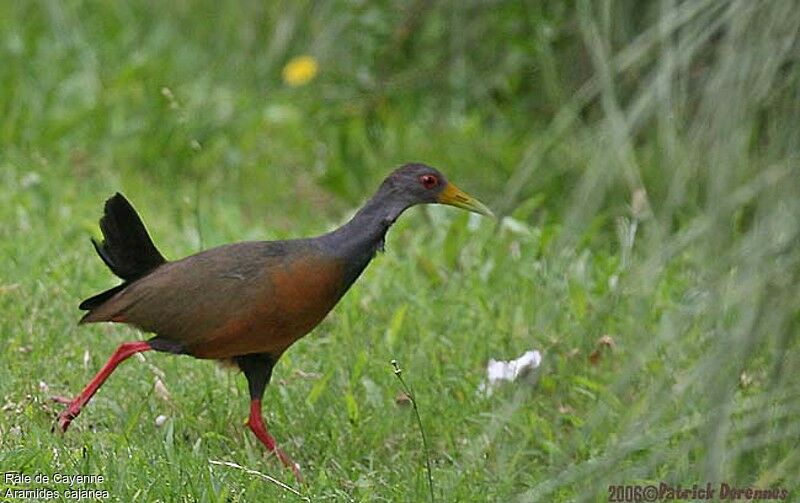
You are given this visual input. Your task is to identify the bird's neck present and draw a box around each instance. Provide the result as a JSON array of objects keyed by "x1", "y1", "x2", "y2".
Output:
[
  {"x1": 320, "y1": 188, "x2": 411, "y2": 289},
  {"x1": 325, "y1": 190, "x2": 409, "y2": 253}
]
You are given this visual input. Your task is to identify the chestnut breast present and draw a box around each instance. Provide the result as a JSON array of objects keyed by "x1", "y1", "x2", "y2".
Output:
[{"x1": 191, "y1": 252, "x2": 346, "y2": 358}]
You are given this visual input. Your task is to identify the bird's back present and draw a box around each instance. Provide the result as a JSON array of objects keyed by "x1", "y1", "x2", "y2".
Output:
[{"x1": 83, "y1": 240, "x2": 348, "y2": 359}]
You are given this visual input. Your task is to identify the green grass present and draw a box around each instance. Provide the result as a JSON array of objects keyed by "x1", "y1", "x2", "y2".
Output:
[{"x1": 1, "y1": 1, "x2": 799, "y2": 501}]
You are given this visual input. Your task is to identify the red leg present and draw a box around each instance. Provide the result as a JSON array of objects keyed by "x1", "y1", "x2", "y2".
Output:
[
  {"x1": 54, "y1": 341, "x2": 152, "y2": 432},
  {"x1": 247, "y1": 399, "x2": 303, "y2": 482}
]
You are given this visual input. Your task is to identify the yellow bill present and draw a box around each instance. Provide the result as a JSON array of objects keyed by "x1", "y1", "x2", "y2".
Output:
[{"x1": 437, "y1": 182, "x2": 494, "y2": 217}]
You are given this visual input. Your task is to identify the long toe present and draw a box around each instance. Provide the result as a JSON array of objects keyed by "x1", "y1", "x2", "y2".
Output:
[
  {"x1": 274, "y1": 448, "x2": 303, "y2": 483},
  {"x1": 56, "y1": 406, "x2": 79, "y2": 433},
  {"x1": 51, "y1": 396, "x2": 73, "y2": 405},
  {"x1": 291, "y1": 465, "x2": 303, "y2": 484}
]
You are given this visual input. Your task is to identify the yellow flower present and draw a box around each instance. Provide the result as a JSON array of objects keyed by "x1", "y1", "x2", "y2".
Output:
[{"x1": 282, "y1": 55, "x2": 318, "y2": 87}]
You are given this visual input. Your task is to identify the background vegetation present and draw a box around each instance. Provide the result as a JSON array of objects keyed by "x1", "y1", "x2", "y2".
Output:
[{"x1": 1, "y1": 0, "x2": 798, "y2": 501}]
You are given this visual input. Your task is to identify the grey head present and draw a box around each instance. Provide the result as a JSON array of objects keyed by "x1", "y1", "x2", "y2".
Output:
[{"x1": 376, "y1": 163, "x2": 493, "y2": 217}]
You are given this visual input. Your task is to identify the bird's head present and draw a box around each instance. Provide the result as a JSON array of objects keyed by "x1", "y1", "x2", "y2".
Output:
[{"x1": 381, "y1": 163, "x2": 494, "y2": 217}]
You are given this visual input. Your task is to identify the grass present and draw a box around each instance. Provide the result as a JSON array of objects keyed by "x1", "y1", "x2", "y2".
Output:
[{"x1": 1, "y1": 0, "x2": 799, "y2": 501}]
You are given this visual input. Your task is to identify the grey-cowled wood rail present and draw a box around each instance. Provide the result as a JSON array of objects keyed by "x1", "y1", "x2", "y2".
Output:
[{"x1": 54, "y1": 163, "x2": 492, "y2": 481}]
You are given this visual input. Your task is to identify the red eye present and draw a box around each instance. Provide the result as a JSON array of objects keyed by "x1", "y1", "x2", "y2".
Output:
[{"x1": 419, "y1": 174, "x2": 438, "y2": 189}]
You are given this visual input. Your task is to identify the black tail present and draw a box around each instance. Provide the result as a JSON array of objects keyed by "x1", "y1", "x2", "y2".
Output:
[{"x1": 79, "y1": 193, "x2": 166, "y2": 311}]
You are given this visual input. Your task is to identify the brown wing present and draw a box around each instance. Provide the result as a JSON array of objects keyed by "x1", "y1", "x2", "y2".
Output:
[{"x1": 82, "y1": 240, "x2": 346, "y2": 359}]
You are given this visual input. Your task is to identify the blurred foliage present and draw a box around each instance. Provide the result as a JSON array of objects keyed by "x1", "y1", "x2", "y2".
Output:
[{"x1": 3, "y1": 0, "x2": 794, "y2": 224}]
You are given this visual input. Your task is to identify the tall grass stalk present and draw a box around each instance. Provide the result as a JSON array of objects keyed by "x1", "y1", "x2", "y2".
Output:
[{"x1": 392, "y1": 359, "x2": 436, "y2": 503}]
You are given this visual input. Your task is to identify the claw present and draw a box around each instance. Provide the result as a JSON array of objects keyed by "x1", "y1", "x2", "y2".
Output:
[
  {"x1": 274, "y1": 449, "x2": 303, "y2": 483},
  {"x1": 54, "y1": 399, "x2": 80, "y2": 433},
  {"x1": 57, "y1": 412, "x2": 72, "y2": 432}
]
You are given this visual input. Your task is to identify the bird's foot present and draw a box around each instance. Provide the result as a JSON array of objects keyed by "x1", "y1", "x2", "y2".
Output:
[
  {"x1": 51, "y1": 396, "x2": 81, "y2": 432},
  {"x1": 273, "y1": 447, "x2": 303, "y2": 483},
  {"x1": 246, "y1": 399, "x2": 303, "y2": 483}
]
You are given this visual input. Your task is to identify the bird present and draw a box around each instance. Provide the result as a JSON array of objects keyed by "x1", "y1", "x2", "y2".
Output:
[{"x1": 53, "y1": 163, "x2": 492, "y2": 481}]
